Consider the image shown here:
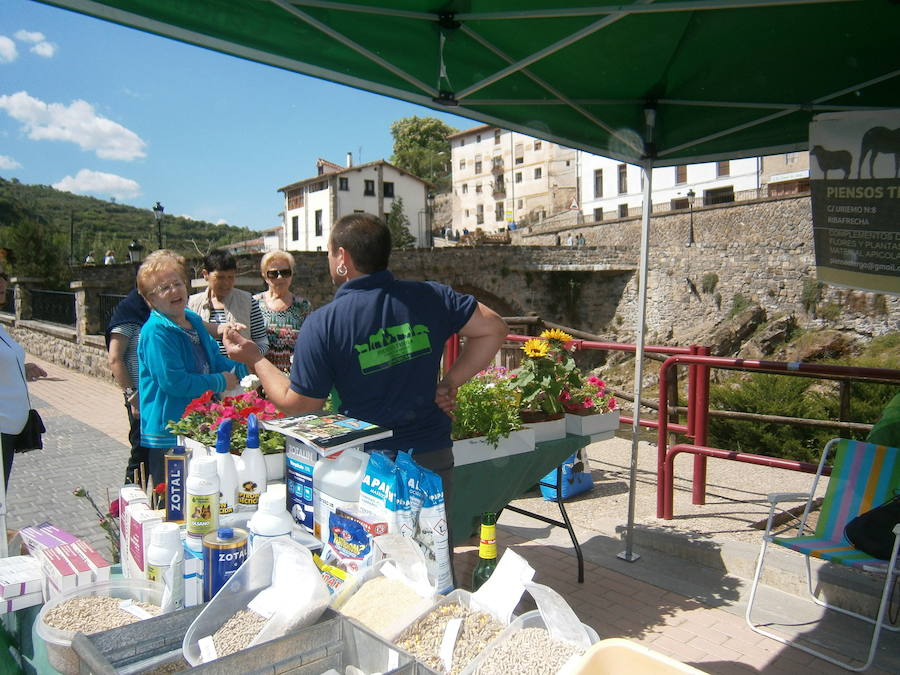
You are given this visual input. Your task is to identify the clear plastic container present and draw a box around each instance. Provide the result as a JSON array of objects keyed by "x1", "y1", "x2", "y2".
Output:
[
  {"x1": 35, "y1": 578, "x2": 164, "y2": 675},
  {"x1": 462, "y1": 609, "x2": 600, "y2": 675},
  {"x1": 182, "y1": 538, "x2": 328, "y2": 666}
]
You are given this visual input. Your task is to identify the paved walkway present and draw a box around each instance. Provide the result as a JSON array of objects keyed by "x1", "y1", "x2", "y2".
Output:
[{"x1": 6, "y1": 354, "x2": 897, "y2": 673}]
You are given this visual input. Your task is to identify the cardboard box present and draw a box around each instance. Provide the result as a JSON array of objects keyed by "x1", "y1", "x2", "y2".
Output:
[
  {"x1": 128, "y1": 509, "x2": 163, "y2": 578},
  {"x1": 70, "y1": 539, "x2": 112, "y2": 583},
  {"x1": 286, "y1": 438, "x2": 317, "y2": 533},
  {"x1": 182, "y1": 541, "x2": 203, "y2": 607},
  {"x1": 119, "y1": 487, "x2": 149, "y2": 578},
  {"x1": 0, "y1": 555, "x2": 43, "y2": 599},
  {"x1": 1, "y1": 590, "x2": 44, "y2": 614},
  {"x1": 38, "y1": 547, "x2": 78, "y2": 598},
  {"x1": 57, "y1": 543, "x2": 92, "y2": 587},
  {"x1": 18, "y1": 521, "x2": 77, "y2": 554}
]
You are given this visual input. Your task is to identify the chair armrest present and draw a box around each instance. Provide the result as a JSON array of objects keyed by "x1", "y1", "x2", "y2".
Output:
[{"x1": 766, "y1": 492, "x2": 810, "y2": 504}]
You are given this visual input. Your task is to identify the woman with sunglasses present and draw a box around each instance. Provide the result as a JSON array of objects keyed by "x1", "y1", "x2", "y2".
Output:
[{"x1": 254, "y1": 250, "x2": 312, "y2": 372}]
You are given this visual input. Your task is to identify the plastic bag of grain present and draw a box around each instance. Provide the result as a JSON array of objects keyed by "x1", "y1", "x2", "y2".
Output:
[{"x1": 331, "y1": 557, "x2": 436, "y2": 640}]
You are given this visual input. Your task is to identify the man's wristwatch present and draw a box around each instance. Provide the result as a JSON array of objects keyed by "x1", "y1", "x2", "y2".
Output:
[{"x1": 123, "y1": 387, "x2": 137, "y2": 402}]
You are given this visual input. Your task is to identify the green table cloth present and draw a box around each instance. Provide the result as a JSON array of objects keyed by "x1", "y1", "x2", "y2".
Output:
[{"x1": 450, "y1": 434, "x2": 592, "y2": 545}]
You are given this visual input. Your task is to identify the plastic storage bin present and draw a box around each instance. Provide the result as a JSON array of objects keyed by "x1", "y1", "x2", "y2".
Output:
[
  {"x1": 183, "y1": 538, "x2": 328, "y2": 666},
  {"x1": 35, "y1": 578, "x2": 164, "y2": 675},
  {"x1": 463, "y1": 608, "x2": 600, "y2": 675},
  {"x1": 567, "y1": 637, "x2": 706, "y2": 674}
]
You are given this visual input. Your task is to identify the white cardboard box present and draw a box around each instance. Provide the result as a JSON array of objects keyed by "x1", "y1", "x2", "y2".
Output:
[
  {"x1": 38, "y1": 547, "x2": 78, "y2": 599},
  {"x1": 70, "y1": 539, "x2": 112, "y2": 583},
  {"x1": 0, "y1": 556, "x2": 43, "y2": 599},
  {"x1": 182, "y1": 541, "x2": 203, "y2": 607},
  {"x1": 1, "y1": 590, "x2": 44, "y2": 614},
  {"x1": 128, "y1": 509, "x2": 163, "y2": 578}
]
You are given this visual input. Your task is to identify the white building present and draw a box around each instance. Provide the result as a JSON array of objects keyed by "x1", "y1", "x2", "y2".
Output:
[
  {"x1": 448, "y1": 125, "x2": 577, "y2": 234},
  {"x1": 578, "y1": 152, "x2": 810, "y2": 222},
  {"x1": 278, "y1": 157, "x2": 432, "y2": 251}
]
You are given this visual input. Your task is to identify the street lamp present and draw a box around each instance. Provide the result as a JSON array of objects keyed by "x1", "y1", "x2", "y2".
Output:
[
  {"x1": 127, "y1": 239, "x2": 145, "y2": 263},
  {"x1": 426, "y1": 192, "x2": 436, "y2": 247},
  {"x1": 686, "y1": 189, "x2": 696, "y2": 247},
  {"x1": 152, "y1": 201, "x2": 165, "y2": 249}
]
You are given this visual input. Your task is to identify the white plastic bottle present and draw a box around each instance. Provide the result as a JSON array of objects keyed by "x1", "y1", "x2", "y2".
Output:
[
  {"x1": 214, "y1": 419, "x2": 239, "y2": 516},
  {"x1": 312, "y1": 447, "x2": 370, "y2": 542},
  {"x1": 146, "y1": 522, "x2": 184, "y2": 610},
  {"x1": 186, "y1": 455, "x2": 220, "y2": 552},
  {"x1": 247, "y1": 491, "x2": 293, "y2": 554},
  {"x1": 237, "y1": 414, "x2": 267, "y2": 511}
]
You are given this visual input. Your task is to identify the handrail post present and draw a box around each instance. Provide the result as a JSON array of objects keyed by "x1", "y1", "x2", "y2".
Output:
[
  {"x1": 692, "y1": 345, "x2": 711, "y2": 505},
  {"x1": 656, "y1": 356, "x2": 677, "y2": 518}
]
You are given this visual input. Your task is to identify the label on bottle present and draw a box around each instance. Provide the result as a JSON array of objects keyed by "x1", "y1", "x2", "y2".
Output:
[
  {"x1": 238, "y1": 481, "x2": 262, "y2": 507},
  {"x1": 478, "y1": 523, "x2": 497, "y2": 559},
  {"x1": 187, "y1": 493, "x2": 216, "y2": 538}
]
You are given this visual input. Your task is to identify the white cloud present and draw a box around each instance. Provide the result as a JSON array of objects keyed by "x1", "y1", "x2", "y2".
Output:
[
  {"x1": 0, "y1": 154, "x2": 22, "y2": 170},
  {"x1": 53, "y1": 169, "x2": 141, "y2": 200},
  {"x1": 216, "y1": 219, "x2": 229, "y2": 226},
  {"x1": 0, "y1": 37, "x2": 17, "y2": 64},
  {"x1": 30, "y1": 42, "x2": 56, "y2": 58},
  {"x1": 0, "y1": 91, "x2": 146, "y2": 160},
  {"x1": 14, "y1": 30, "x2": 45, "y2": 44}
]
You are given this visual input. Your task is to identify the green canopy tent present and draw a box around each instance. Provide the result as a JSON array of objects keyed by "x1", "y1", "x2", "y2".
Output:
[{"x1": 31, "y1": 0, "x2": 900, "y2": 561}]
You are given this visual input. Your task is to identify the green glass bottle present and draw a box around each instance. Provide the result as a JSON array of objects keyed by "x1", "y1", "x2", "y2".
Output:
[{"x1": 472, "y1": 512, "x2": 498, "y2": 591}]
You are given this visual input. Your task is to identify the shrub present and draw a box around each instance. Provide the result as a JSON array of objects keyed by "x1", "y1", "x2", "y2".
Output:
[
  {"x1": 728, "y1": 293, "x2": 750, "y2": 318},
  {"x1": 801, "y1": 278, "x2": 823, "y2": 315},
  {"x1": 818, "y1": 302, "x2": 841, "y2": 320},
  {"x1": 708, "y1": 373, "x2": 834, "y2": 463},
  {"x1": 701, "y1": 273, "x2": 719, "y2": 294}
]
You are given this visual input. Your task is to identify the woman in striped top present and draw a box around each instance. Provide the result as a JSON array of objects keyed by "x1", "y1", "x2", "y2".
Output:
[
  {"x1": 188, "y1": 250, "x2": 268, "y2": 358},
  {"x1": 254, "y1": 250, "x2": 312, "y2": 372}
]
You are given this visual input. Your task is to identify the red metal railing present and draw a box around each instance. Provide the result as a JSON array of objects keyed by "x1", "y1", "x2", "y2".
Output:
[{"x1": 656, "y1": 355, "x2": 900, "y2": 519}]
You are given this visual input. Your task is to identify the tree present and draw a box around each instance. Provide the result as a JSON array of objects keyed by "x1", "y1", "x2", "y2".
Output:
[
  {"x1": 390, "y1": 116, "x2": 456, "y2": 191},
  {"x1": 385, "y1": 198, "x2": 416, "y2": 249},
  {"x1": 0, "y1": 200, "x2": 70, "y2": 289}
]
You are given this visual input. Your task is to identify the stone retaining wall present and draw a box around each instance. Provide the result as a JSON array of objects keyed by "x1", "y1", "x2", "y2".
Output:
[{"x1": 3, "y1": 194, "x2": 896, "y2": 378}]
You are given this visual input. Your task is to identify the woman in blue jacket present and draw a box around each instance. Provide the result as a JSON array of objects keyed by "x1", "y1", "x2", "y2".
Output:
[{"x1": 136, "y1": 250, "x2": 247, "y2": 486}]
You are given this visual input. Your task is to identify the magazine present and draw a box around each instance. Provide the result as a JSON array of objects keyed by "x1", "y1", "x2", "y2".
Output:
[{"x1": 261, "y1": 411, "x2": 393, "y2": 456}]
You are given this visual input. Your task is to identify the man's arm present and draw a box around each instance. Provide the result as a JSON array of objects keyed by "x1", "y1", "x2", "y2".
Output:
[
  {"x1": 436, "y1": 302, "x2": 507, "y2": 413},
  {"x1": 223, "y1": 328, "x2": 323, "y2": 415}
]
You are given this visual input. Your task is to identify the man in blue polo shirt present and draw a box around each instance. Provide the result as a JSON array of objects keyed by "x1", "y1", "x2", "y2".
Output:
[{"x1": 223, "y1": 214, "x2": 507, "y2": 544}]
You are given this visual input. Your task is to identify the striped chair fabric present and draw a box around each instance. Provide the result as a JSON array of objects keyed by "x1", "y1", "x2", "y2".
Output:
[{"x1": 773, "y1": 439, "x2": 900, "y2": 570}]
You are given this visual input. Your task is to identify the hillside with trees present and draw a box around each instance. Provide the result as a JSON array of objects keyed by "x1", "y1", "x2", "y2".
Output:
[{"x1": 0, "y1": 177, "x2": 257, "y2": 288}]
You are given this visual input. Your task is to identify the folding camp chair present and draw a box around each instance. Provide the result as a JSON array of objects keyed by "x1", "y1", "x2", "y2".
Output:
[{"x1": 745, "y1": 438, "x2": 900, "y2": 671}]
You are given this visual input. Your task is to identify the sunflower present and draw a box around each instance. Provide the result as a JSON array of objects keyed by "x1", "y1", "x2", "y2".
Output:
[
  {"x1": 522, "y1": 339, "x2": 550, "y2": 358},
  {"x1": 540, "y1": 328, "x2": 573, "y2": 342}
]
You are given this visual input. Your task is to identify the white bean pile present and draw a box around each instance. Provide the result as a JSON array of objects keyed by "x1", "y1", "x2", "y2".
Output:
[
  {"x1": 475, "y1": 627, "x2": 585, "y2": 675},
  {"x1": 211, "y1": 609, "x2": 268, "y2": 657},
  {"x1": 43, "y1": 596, "x2": 160, "y2": 634},
  {"x1": 396, "y1": 603, "x2": 504, "y2": 675}
]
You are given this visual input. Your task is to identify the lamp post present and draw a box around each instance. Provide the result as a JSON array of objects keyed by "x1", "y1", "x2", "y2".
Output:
[
  {"x1": 426, "y1": 192, "x2": 436, "y2": 247},
  {"x1": 152, "y1": 201, "x2": 165, "y2": 249},
  {"x1": 127, "y1": 239, "x2": 145, "y2": 263},
  {"x1": 686, "y1": 189, "x2": 696, "y2": 247}
]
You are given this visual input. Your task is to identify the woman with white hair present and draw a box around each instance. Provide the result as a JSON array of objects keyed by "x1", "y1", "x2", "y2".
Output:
[{"x1": 254, "y1": 250, "x2": 312, "y2": 372}]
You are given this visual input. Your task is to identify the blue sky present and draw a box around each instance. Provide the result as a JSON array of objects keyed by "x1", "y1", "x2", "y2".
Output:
[{"x1": 1, "y1": 0, "x2": 473, "y2": 230}]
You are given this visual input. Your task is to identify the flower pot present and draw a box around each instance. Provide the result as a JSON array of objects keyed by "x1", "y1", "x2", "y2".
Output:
[
  {"x1": 452, "y1": 428, "x2": 536, "y2": 466},
  {"x1": 179, "y1": 436, "x2": 212, "y2": 459},
  {"x1": 520, "y1": 411, "x2": 566, "y2": 442},
  {"x1": 565, "y1": 410, "x2": 620, "y2": 436}
]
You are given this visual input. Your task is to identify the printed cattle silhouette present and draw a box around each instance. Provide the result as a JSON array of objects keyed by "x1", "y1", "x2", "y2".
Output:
[
  {"x1": 368, "y1": 328, "x2": 385, "y2": 350},
  {"x1": 810, "y1": 145, "x2": 852, "y2": 180},
  {"x1": 858, "y1": 126, "x2": 900, "y2": 178}
]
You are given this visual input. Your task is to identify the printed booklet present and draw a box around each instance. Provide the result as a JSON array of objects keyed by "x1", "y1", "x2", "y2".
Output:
[{"x1": 262, "y1": 411, "x2": 393, "y2": 456}]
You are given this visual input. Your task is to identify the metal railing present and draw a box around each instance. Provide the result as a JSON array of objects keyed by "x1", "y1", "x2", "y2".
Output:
[
  {"x1": 98, "y1": 293, "x2": 127, "y2": 331},
  {"x1": 30, "y1": 289, "x2": 76, "y2": 326}
]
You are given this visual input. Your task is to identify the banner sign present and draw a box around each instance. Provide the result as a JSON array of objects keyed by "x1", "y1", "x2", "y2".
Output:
[{"x1": 809, "y1": 110, "x2": 900, "y2": 296}]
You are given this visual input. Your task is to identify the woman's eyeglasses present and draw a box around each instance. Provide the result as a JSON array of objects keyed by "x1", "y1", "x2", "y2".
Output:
[
  {"x1": 151, "y1": 279, "x2": 186, "y2": 296},
  {"x1": 266, "y1": 269, "x2": 292, "y2": 279}
]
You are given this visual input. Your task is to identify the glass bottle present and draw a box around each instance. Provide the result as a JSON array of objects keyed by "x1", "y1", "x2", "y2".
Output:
[{"x1": 472, "y1": 511, "x2": 498, "y2": 590}]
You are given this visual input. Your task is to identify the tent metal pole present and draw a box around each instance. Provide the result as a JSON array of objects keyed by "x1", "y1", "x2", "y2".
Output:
[{"x1": 619, "y1": 155, "x2": 654, "y2": 563}]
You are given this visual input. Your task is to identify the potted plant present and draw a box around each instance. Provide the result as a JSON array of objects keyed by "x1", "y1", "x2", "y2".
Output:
[
  {"x1": 561, "y1": 374, "x2": 620, "y2": 436},
  {"x1": 167, "y1": 385, "x2": 287, "y2": 481},
  {"x1": 451, "y1": 366, "x2": 535, "y2": 465},
  {"x1": 512, "y1": 329, "x2": 581, "y2": 441}
]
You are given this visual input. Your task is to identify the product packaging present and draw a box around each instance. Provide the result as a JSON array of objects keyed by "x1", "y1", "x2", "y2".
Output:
[{"x1": 285, "y1": 438, "x2": 316, "y2": 532}]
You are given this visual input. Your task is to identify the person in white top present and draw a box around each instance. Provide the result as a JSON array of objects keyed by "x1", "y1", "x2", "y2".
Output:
[{"x1": 0, "y1": 270, "x2": 47, "y2": 489}]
